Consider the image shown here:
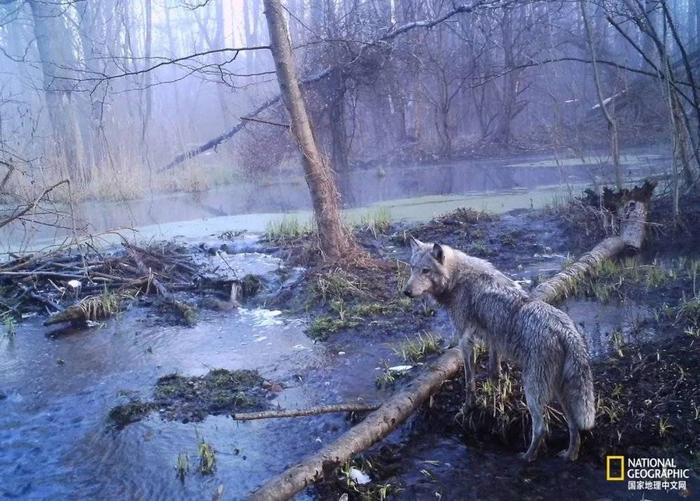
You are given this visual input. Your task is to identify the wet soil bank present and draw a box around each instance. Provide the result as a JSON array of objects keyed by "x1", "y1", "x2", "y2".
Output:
[{"x1": 261, "y1": 193, "x2": 700, "y2": 499}]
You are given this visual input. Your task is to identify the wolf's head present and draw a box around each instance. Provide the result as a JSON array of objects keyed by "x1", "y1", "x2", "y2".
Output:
[{"x1": 403, "y1": 236, "x2": 451, "y2": 299}]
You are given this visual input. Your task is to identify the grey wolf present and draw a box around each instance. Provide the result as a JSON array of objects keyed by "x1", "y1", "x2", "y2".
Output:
[{"x1": 403, "y1": 237, "x2": 595, "y2": 461}]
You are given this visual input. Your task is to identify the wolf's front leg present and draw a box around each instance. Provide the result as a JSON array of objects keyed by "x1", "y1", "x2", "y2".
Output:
[{"x1": 459, "y1": 335, "x2": 476, "y2": 409}]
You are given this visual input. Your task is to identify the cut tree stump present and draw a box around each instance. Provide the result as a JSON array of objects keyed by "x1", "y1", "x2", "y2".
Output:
[{"x1": 251, "y1": 185, "x2": 654, "y2": 500}]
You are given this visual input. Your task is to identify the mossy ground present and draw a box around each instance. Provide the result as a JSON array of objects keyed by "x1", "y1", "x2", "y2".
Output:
[{"x1": 109, "y1": 369, "x2": 270, "y2": 427}]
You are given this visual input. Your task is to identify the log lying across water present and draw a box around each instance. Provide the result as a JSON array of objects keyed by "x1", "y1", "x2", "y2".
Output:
[{"x1": 250, "y1": 186, "x2": 653, "y2": 501}]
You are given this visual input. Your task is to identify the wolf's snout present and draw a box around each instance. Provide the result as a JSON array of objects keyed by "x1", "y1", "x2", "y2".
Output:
[{"x1": 403, "y1": 288, "x2": 413, "y2": 298}]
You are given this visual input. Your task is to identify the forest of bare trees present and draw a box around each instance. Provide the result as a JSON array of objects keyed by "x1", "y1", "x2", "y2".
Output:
[{"x1": 0, "y1": 0, "x2": 698, "y2": 206}]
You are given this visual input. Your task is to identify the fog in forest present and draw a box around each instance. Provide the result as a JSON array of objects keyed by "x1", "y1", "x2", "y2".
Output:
[{"x1": 0, "y1": 0, "x2": 698, "y2": 243}]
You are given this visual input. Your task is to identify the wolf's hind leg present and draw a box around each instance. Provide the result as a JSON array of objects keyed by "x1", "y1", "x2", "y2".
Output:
[
  {"x1": 488, "y1": 349, "x2": 501, "y2": 380},
  {"x1": 459, "y1": 336, "x2": 476, "y2": 409},
  {"x1": 521, "y1": 378, "x2": 548, "y2": 462},
  {"x1": 558, "y1": 396, "x2": 581, "y2": 461}
]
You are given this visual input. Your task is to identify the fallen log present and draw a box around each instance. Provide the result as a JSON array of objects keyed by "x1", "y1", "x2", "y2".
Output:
[
  {"x1": 250, "y1": 186, "x2": 654, "y2": 500},
  {"x1": 43, "y1": 290, "x2": 131, "y2": 326},
  {"x1": 232, "y1": 402, "x2": 380, "y2": 421},
  {"x1": 532, "y1": 185, "x2": 651, "y2": 302}
]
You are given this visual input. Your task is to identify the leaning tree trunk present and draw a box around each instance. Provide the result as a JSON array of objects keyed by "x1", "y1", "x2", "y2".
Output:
[
  {"x1": 581, "y1": 0, "x2": 623, "y2": 190},
  {"x1": 263, "y1": 0, "x2": 354, "y2": 261},
  {"x1": 251, "y1": 184, "x2": 654, "y2": 500}
]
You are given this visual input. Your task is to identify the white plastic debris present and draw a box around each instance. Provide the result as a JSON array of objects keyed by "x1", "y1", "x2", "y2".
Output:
[
  {"x1": 387, "y1": 365, "x2": 413, "y2": 373},
  {"x1": 348, "y1": 467, "x2": 371, "y2": 485}
]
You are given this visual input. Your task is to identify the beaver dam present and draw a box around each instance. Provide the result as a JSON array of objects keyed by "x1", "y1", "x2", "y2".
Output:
[{"x1": 1, "y1": 188, "x2": 699, "y2": 500}]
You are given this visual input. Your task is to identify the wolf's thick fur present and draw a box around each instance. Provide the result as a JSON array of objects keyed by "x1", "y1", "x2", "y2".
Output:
[{"x1": 403, "y1": 238, "x2": 595, "y2": 461}]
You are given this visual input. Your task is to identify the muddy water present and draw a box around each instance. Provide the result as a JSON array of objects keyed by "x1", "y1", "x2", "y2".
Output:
[{"x1": 0, "y1": 252, "x2": 388, "y2": 499}]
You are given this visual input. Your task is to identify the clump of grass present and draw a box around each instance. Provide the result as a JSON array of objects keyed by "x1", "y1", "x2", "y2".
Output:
[
  {"x1": 375, "y1": 370, "x2": 397, "y2": 389},
  {"x1": 359, "y1": 207, "x2": 392, "y2": 237},
  {"x1": 685, "y1": 326, "x2": 700, "y2": 338},
  {"x1": 265, "y1": 216, "x2": 311, "y2": 243},
  {"x1": 1, "y1": 311, "x2": 16, "y2": 338},
  {"x1": 658, "y1": 416, "x2": 673, "y2": 437},
  {"x1": 311, "y1": 268, "x2": 370, "y2": 304},
  {"x1": 198, "y1": 440, "x2": 216, "y2": 475},
  {"x1": 176, "y1": 452, "x2": 189, "y2": 482},
  {"x1": 676, "y1": 295, "x2": 700, "y2": 328},
  {"x1": 439, "y1": 207, "x2": 497, "y2": 224},
  {"x1": 375, "y1": 363, "x2": 412, "y2": 389},
  {"x1": 307, "y1": 315, "x2": 358, "y2": 341},
  {"x1": 78, "y1": 289, "x2": 134, "y2": 322},
  {"x1": 394, "y1": 332, "x2": 443, "y2": 362},
  {"x1": 610, "y1": 328, "x2": 625, "y2": 357},
  {"x1": 308, "y1": 298, "x2": 410, "y2": 340},
  {"x1": 578, "y1": 258, "x2": 676, "y2": 303},
  {"x1": 465, "y1": 371, "x2": 534, "y2": 440},
  {"x1": 596, "y1": 394, "x2": 625, "y2": 424}
]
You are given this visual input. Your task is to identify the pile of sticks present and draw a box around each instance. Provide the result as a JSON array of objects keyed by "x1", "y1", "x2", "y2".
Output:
[{"x1": 0, "y1": 241, "x2": 201, "y2": 326}]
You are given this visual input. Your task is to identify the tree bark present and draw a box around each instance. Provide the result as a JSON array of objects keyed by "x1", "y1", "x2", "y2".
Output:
[
  {"x1": 251, "y1": 190, "x2": 653, "y2": 500},
  {"x1": 142, "y1": 0, "x2": 153, "y2": 142},
  {"x1": 262, "y1": 0, "x2": 354, "y2": 260},
  {"x1": 28, "y1": 0, "x2": 87, "y2": 182},
  {"x1": 581, "y1": 0, "x2": 623, "y2": 190}
]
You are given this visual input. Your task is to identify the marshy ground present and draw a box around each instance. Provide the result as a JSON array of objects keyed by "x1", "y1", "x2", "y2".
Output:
[
  {"x1": 261, "y1": 193, "x2": 700, "y2": 499},
  {"x1": 1, "y1": 189, "x2": 699, "y2": 500}
]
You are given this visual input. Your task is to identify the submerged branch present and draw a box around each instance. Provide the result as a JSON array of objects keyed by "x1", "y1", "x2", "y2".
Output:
[{"x1": 232, "y1": 402, "x2": 380, "y2": 420}]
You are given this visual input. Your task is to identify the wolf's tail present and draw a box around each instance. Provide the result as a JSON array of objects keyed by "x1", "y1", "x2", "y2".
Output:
[{"x1": 560, "y1": 329, "x2": 596, "y2": 430}]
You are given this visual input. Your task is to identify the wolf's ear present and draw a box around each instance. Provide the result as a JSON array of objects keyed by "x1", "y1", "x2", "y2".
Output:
[
  {"x1": 431, "y1": 243, "x2": 444, "y2": 264},
  {"x1": 409, "y1": 235, "x2": 423, "y2": 253}
]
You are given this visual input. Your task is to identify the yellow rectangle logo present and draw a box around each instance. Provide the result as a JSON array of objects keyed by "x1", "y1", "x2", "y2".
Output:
[{"x1": 606, "y1": 455, "x2": 625, "y2": 481}]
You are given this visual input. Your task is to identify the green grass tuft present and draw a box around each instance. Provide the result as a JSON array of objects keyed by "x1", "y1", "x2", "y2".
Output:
[
  {"x1": 394, "y1": 332, "x2": 443, "y2": 362},
  {"x1": 198, "y1": 440, "x2": 216, "y2": 475},
  {"x1": 265, "y1": 216, "x2": 311, "y2": 243},
  {"x1": 359, "y1": 207, "x2": 392, "y2": 237}
]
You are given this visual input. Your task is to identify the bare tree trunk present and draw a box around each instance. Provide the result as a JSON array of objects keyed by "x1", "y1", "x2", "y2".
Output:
[
  {"x1": 262, "y1": 0, "x2": 355, "y2": 260},
  {"x1": 581, "y1": 0, "x2": 623, "y2": 190},
  {"x1": 28, "y1": 0, "x2": 87, "y2": 182},
  {"x1": 494, "y1": 6, "x2": 517, "y2": 146},
  {"x1": 142, "y1": 0, "x2": 153, "y2": 142},
  {"x1": 328, "y1": 70, "x2": 349, "y2": 172}
]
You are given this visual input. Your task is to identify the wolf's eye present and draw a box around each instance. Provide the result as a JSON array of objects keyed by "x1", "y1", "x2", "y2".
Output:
[{"x1": 421, "y1": 268, "x2": 431, "y2": 274}]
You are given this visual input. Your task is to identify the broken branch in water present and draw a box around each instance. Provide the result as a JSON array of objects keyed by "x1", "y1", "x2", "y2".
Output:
[
  {"x1": 123, "y1": 242, "x2": 198, "y2": 326},
  {"x1": 232, "y1": 402, "x2": 381, "y2": 420},
  {"x1": 250, "y1": 183, "x2": 655, "y2": 501}
]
